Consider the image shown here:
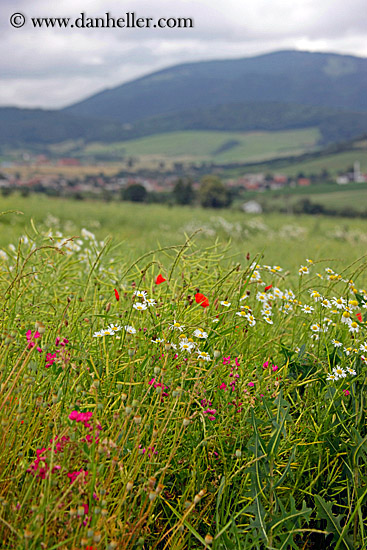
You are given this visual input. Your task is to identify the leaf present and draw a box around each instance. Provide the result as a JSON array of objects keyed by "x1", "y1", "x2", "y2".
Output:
[
  {"x1": 315, "y1": 495, "x2": 353, "y2": 550},
  {"x1": 297, "y1": 344, "x2": 306, "y2": 359},
  {"x1": 273, "y1": 446, "x2": 296, "y2": 489},
  {"x1": 216, "y1": 475, "x2": 226, "y2": 527}
]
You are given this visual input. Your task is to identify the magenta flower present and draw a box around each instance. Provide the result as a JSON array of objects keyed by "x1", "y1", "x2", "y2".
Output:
[{"x1": 26, "y1": 329, "x2": 42, "y2": 350}]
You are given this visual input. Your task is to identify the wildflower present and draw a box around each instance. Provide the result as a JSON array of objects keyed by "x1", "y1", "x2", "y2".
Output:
[
  {"x1": 197, "y1": 351, "x2": 211, "y2": 361},
  {"x1": 280, "y1": 303, "x2": 293, "y2": 314},
  {"x1": 169, "y1": 320, "x2": 184, "y2": 332},
  {"x1": 193, "y1": 328, "x2": 208, "y2": 339},
  {"x1": 155, "y1": 274, "x2": 166, "y2": 285},
  {"x1": 299, "y1": 266, "x2": 309, "y2": 275},
  {"x1": 348, "y1": 321, "x2": 359, "y2": 334},
  {"x1": 133, "y1": 302, "x2": 147, "y2": 311},
  {"x1": 179, "y1": 339, "x2": 195, "y2": 353},
  {"x1": 256, "y1": 292, "x2": 267, "y2": 303},
  {"x1": 108, "y1": 324, "x2": 121, "y2": 332},
  {"x1": 326, "y1": 373, "x2": 337, "y2": 381},
  {"x1": 332, "y1": 339, "x2": 342, "y2": 348},
  {"x1": 248, "y1": 381, "x2": 254, "y2": 387},
  {"x1": 341, "y1": 311, "x2": 351, "y2": 323},
  {"x1": 220, "y1": 300, "x2": 231, "y2": 307},
  {"x1": 45, "y1": 352, "x2": 57, "y2": 368},
  {"x1": 93, "y1": 331, "x2": 103, "y2": 338},
  {"x1": 332, "y1": 297, "x2": 346, "y2": 309},
  {"x1": 219, "y1": 383, "x2": 227, "y2": 390},
  {"x1": 69, "y1": 411, "x2": 93, "y2": 428},
  {"x1": 333, "y1": 366, "x2": 346, "y2": 379},
  {"x1": 284, "y1": 289, "x2": 295, "y2": 300},
  {"x1": 133, "y1": 290, "x2": 147, "y2": 300},
  {"x1": 263, "y1": 316, "x2": 273, "y2": 325},
  {"x1": 302, "y1": 305, "x2": 314, "y2": 314},
  {"x1": 26, "y1": 330, "x2": 42, "y2": 351},
  {"x1": 273, "y1": 287, "x2": 283, "y2": 298},
  {"x1": 264, "y1": 284, "x2": 273, "y2": 291},
  {"x1": 195, "y1": 293, "x2": 209, "y2": 308},
  {"x1": 146, "y1": 298, "x2": 156, "y2": 307},
  {"x1": 151, "y1": 337, "x2": 164, "y2": 343},
  {"x1": 310, "y1": 290, "x2": 322, "y2": 302},
  {"x1": 343, "y1": 389, "x2": 350, "y2": 396},
  {"x1": 360, "y1": 342, "x2": 367, "y2": 352},
  {"x1": 345, "y1": 367, "x2": 356, "y2": 376},
  {"x1": 310, "y1": 323, "x2": 320, "y2": 332},
  {"x1": 124, "y1": 325, "x2": 136, "y2": 335},
  {"x1": 100, "y1": 328, "x2": 114, "y2": 336},
  {"x1": 114, "y1": 289, "x2": 120, "y2": 301}
]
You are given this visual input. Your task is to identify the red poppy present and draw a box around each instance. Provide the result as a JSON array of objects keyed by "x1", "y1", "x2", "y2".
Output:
[
  {"x1": 265, "y1": 284, "x2": 273, "y2": 292},
  {"x1": 114, "y1": 289, "x2": 120, "y2": 301},
  {"x1": 195, "y1": 292, "x2": 209, "y2": 308},
  {"x1": 155, "y1": 274, "x2": 166, "y2": 285},
  {"x1": 356, "y1": 312, "x2": 363, "y2": 322}
]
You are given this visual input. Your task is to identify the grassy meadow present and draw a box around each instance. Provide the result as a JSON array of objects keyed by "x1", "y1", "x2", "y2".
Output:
[
  {"x1": 1, "y1": 196, "x2": 367, "y2": 549},
  {"x1": 81, "y1": 128, "x2": 320, "y2": 164}
]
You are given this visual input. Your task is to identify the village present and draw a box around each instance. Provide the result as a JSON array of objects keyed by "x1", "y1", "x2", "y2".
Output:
[{"x1": 1, "y1": 154, "x2": 366, "y2": 200}]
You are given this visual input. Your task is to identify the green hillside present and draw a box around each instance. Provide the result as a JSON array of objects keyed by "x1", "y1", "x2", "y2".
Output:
[
  {"x1": 64, "y1": 51, "x2": 367, "y2": 123},
  {"x1": 83, "y1": 128, "x2": 320, "y2": 163}
]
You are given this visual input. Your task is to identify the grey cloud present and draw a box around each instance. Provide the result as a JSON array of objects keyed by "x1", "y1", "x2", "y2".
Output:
[{"x1": 0, "y1": 0, "x2": 366, "y2": 107}]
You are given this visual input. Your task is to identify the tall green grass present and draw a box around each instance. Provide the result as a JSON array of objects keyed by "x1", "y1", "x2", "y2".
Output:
[{"x1": 0, "y1": 214, "x2": 367, "y2": 548}]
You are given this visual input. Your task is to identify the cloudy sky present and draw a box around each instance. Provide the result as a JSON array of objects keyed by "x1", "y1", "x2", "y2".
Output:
[{"x1": 1, "y1": 0, "x2": 367, "y2": 109}]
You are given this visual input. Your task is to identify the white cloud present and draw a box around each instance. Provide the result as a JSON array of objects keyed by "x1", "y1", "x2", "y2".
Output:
[{"x1": 1, "y1": 0, "x2": 366, "y2": 107}]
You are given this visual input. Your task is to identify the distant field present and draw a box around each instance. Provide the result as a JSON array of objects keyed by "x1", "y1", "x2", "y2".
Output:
[
  {"x1": 83, "y1": 128, "x2": 321, "y2": 163},
  {"x1": 263, "y1": 186, "x2": 367, "y2": 213},
  {"x1": 275, "y1": 150, "x2": 367, "y2": 177},
  {"x1": 1, "y1": 194, "x2": 367, "y2": 272}
]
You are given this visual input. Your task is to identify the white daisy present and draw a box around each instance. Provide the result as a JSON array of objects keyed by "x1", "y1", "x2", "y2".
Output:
[
  {"x1": 133, "y1": 302, "x2": 147, "y2": 311},
  {"x1": 193, "y1": 329, "x2": 208, "y2": 339}
]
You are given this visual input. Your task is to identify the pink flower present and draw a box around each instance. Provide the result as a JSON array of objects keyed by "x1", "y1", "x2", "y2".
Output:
[
  {"x1": 219, "y1": 383, "x2": 227, "y2": 390},
  {"x1": 67, "y1": 470, "x2": 88, "y2": 484},
  {"x1": 248, "y1": 382, "x2": 254, "y2": 387},
  {"x1": 69, "y1": 410, "x2": 93, "y2": 428},
  {"x1": 235, "y1": 357, "x2": 240, "y2": 367},
  {"x1": 263, "y1": 361, "x2": 269, "y2": 369},
  {"x1": 272, "y1": 365, "x2": 278, "y2": 372},
  {"x1": 343, "y1": 389, "x2": 350, "y2": 396},
  {"x1": 223, "y1": 356, "x2": 231, "y2": 365},
  {"x1": 26, "y1": 329, "x2": 42, "y2": 350}
]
